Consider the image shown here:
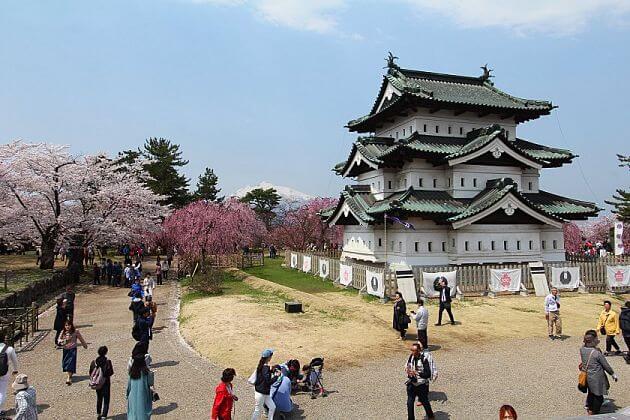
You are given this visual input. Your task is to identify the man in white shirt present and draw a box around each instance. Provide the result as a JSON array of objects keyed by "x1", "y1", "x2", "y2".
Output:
[
  {"x1": 544, "y1": 287, "x2": 562, "y2": 340},
  {"x1": 405, "y1": 342, "x2": 437, "y2": 420},
  {"x1": 0, "y1": 332, "x2": 19, "y2": 416},
  {"x1": 410, "y1": 299, "x2": 429, "y2": 349}
]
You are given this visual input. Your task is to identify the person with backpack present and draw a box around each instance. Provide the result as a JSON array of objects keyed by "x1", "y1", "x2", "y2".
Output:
[
  {"x1": 620, "y1": 301, "x2": 630, "y2": 363},
  {"x1": 405, "y1": 342, "x2": 437, "y2": 420},
  {"x1": 89, "y1": 346, "x2": 114, "y2": 420},
  {"x1": 0, "y1": 331, "x2": 19, "y2": 417}
]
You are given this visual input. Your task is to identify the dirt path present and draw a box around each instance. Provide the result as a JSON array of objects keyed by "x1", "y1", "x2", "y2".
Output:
[{"x1": 6, "y1": 282, "x2": 233, "y2": 419}]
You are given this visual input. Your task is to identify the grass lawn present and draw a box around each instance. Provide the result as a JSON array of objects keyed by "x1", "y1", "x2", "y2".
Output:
[{"x1": 243, "y1": 257, "x2": 345, "y2": 294}]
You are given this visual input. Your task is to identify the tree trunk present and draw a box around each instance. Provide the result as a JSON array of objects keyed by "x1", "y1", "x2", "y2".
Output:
[
  {"x1": 39, "y1": 236, "x2": 56, "y2": 269},
  {"x1": 67, "y1": 235, "x2": 85, "y2": 281}
]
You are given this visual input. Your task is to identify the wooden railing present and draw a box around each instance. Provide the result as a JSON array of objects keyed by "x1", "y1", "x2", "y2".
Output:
[{"x1": 0, "y1": 306, "x2": 39, "y2": 348}]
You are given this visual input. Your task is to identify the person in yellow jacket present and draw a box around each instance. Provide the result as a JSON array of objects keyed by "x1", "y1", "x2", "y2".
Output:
[{"x1": 596, "y1": 300, "x2": 621, "y2": 356}]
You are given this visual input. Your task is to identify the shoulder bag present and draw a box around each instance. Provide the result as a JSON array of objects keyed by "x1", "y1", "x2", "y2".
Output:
[{"x1": 578, "y1": 349, "x2": 594, "y2": 393}]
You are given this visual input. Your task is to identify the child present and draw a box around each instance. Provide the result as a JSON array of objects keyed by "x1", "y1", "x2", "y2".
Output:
[
  {"x1": 142, "y1": 274, "x2": 155, "y2": 297},
  {"x1": 145, "y1": 296, "x2": 157, "y2": 319}
]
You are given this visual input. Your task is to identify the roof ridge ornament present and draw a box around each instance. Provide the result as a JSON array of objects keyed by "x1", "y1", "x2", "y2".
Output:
[
  {"x1": 384, "y1": 52, "x2": 400, "y2": 73},
  {"x1": 480, "y1": 64, "x2": 494, "y2": 85}
]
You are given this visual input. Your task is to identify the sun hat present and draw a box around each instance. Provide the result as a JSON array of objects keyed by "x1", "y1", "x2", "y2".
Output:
[
  {"x1": 12, "y1": 374, "x2": 29, "y2": 391},
  {"x1": 261, "y1": 349, "x2": 274, "y2": 358}
]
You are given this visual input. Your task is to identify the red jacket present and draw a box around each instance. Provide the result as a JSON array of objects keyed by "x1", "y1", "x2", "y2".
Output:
[{"x1": 211, "y1": 381, "x2": 234, "y2": 420}]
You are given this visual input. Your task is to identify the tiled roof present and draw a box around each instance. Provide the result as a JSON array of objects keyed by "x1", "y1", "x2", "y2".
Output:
[
  {"x1": 368, "y1": 188, "x2": 466, "y2": 215},
  {"x1": 524, "y1": 190, "x2": 600, "y2": 216},
  {"x1": 349, "y1": 66, "x2": 554, "y2": 131}
]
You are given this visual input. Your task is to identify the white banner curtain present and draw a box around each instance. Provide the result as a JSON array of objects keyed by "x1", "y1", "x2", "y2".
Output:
[
  {"x1": 290, "y1": 253, "x2": 298, "y2": 269},
  {"x1": 319, "y1": 259, "x2": 330, "y2": 279},
  {"x1": 421, "y1": 271, "x2": 457, "y2": 298},
  {"x1": 606, "y1": 266, "x2": 630, "y2": 288},
  {"x1": 302, "y1": 256, "x2": 312, "y2": 273},
  {"x1": 339, "y1": 263, "x2": 353, "y2": 286},
  {"x1": 550, "y1": 267, "x2": 580, "y2": 289},
  {"x1": 614, "y1": 221, "x2": 625, "y2": 256},
  {"x1": 366, "y1": 269, "x2": 384, "y2": 298},
  {"x1": 489, "y1": 268, "x2": 522, "y2": 292}
]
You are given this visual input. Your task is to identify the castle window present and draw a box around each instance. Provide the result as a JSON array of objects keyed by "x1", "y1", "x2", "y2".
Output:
[
  {"x1": 409, "y1": 125, "x2": 413, "y2": 133},
  {"x1": 448, "y1": 126, "x2": 452, "y2": 134},
  {"x1": 428, "y1": 242, "x2": 433, "y2": 252},
  {"x1": 473, "y1": 178, "x2": 477, "y2": 188},
  {"x1": 403, "y1": 178, "x2": 407, "y2": 188},
  {"x1": 418, "y1": 178, "x2": 423, "y2": 187},
  {"x1": 528, "y1": 182, "x2": 533, "y2": 191},
  {"x1": 447, "y1": 178, "x2": 451, "y2": 187},
  {"x1": 542, "y1": 240, "x2": 546, "y2": 250},
  {"x1": 464, "y1": 241, "x2": 469, "y2": 251},
  {"x1": 403, "y1": 128, "x2": 406, "y2": 136},
  {"x1": 503, "y1": 240, "x2": 508, "y2": 251},
  {"x1": 368, "y1": 240, "x2": 372, "y2": 249},
  {"x1": 423, "y1": 124, "x2": 427, "y2": 132},
  {"x1": 517, "y1": 240, "x2": 521, "y2": 250},
  {"x1": 452, "y1": 238, "x2": 456, "y2": 248},
  {"x1": 433, "y1": 179, "x2": 437, "y2": 188},
  {"x1": 378, "y1": 238, "x2": 382, "y2": 247},
  {"x1": 491, "y1": 241, "x2": 495, "y2": 251},
  {"x1": 460, "y1": 177, "x2": 465, "y2": 187},
  {"x1": 378, "y1": 181, "x2": 381, "y2": 190},
  {"x1": 506, "y1": 130, "x2": 510, "y2": 140},
  {"x1": 459, "y1": 127, "x2": 463, "y2": 135},
  {"x1": 528, "y1": 240, "x2": 533, "y2": 250},
  {"x1": 390, "y1": 241, "x2": 394, "y2": 251},
  {"x1": 553, "y1": 240, "x2": 558, "y2": 249},
  {"x1": 435, "y1": 125, "x2": 439, "y2": 134},
  {"x1": 478, "y1": 241, "x2": 482, "y2": 251},
  {"x1": 398, "y1": 242, "x2": 402, "y2": 252},
  {"x1": 388, "y1": 180, "x2": 392, "y2": 189},
  {"x1": 396, "y1": 131, "x2": 399, "y2": 139},
  {"x1": 415, "y1": 242, "x2": 419, "y2": 252},
  {"x1": 442, "y1": 242, "x2": 446, "y2": 252}
]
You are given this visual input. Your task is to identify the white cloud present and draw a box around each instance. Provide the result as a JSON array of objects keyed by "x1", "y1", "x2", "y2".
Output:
[
  {"x1": 403, "y1": 0, "x2": 630, "y2": 35},
  {"x1": 255, "y1": 0, "x2": 346, "y2": 34}
]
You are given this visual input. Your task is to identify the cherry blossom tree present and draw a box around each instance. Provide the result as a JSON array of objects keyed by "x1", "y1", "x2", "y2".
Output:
[
  {"x1": 161, "y1": 198, "x2": 266, "y2": 264},
  {"x1": 0, "y1": 141, "x2": 168, "y2": 269},
  {"x1": 270, "y1": 198, "x2": 342, "y2": 250},
  {"x1": 563, "y1": 222, "x2": 582, "y2": 253}
]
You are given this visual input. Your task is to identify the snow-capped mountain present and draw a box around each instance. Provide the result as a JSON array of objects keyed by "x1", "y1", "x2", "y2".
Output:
[{"x1": 232, "y1": 181, "x2": 314, "y2": 203}]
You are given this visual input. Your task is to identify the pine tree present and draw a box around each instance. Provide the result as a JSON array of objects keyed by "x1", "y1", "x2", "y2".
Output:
[
  {"x1": 605, "y1": 154, "x2": 630, "y2": 222},
  {"x1": 240, "y1": 187, "x2": 281, "y2": 228},
  {"x1": 193, "y1": 167, "x2": 222, "y2": 202}
]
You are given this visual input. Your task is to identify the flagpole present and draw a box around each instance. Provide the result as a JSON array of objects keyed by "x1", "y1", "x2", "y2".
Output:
[{"x1": 384, "y1": 212, "x2": 387, "y2": 268}]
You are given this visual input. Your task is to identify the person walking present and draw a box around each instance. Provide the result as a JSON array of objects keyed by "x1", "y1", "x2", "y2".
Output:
[
  {"x1": 92, "y1": 263, "x2": 101, "y2": 285},
  {"x1": 12, "y1": 374, "x2": 37, "y2": 420},
  {"x1": 136, "y1": 307, "x2": 152, "y2": 350},
  {"x1": 143, "y1": 274, "x2": 155, "y2": 298},
  {"x1": 130, "y1": 293, "x2": 145, "y2": 324},
  {"x1": 393, "y1": 292, "x2": 410, "y2": 340},
  {"x1": 211, "y1": 368, "x2": 238, "y2": 420},
  {"x1": 0, "y1": 332, "x2": 19, "y2": 417},
  {"x1": 53, "y1": 297, "x2": 67, "y2": 348},
  {"x1": 596, "y1": 300, "x2": 621, "y2": 355},
  {"x1": 579, "y1": 330, "x2": 618, "y2": 415},
  {"x1": 63, "y1": 285, "x2": 75, "y2": 321},
  {"x1": 155, "y1": 260, "x2": 162, "y2": 286},
  {"x1": 57, "y1": 319, "x2": 88, "y2": 385},
  {"x1": 544, "y1": 287, "x2": 562, "y2": 340},
  {"x1": 405, "y1": 342, "x2": 436, "y2": 420},
  {"x1": 410, "y1": 299, "x2": 429, "y2": 349},
  {"x1": 89, "y1": 346, "x2": 114, "y2": 420},
  {"x1": 620, "y1": 301, "x2": 630, "y2": 363},
  {"x1": 126, "y1": 341, "x2": 154, "y2": 420},
  {"x1": 251, "y1": 349, "x2": 276, "y2": 420},
  {"x1": 160, "y1": 259, "x2": 169, "y2": 282},
  {"x1": 435, "y1": 278, "x2": 455, "y2": 326}
]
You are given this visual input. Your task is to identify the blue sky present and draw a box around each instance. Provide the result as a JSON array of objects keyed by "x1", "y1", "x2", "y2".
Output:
[{"x1": 1, "y1": 0, "x2": 629, "y2": 209}]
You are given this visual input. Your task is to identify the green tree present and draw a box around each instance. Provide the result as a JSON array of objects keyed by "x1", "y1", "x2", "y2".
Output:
[
  {"x1": 193, "y1": 167, "x2": 222, "y2": 202},
  {"x1": 240, "y1": 187, "x2": 281, "y2": 228},
  {"x1": 119, "y1": 138, "x2": 191, "y2": 207},
  {"x1": 605, "y1": 154, "x2": 630, "y2": 222}
]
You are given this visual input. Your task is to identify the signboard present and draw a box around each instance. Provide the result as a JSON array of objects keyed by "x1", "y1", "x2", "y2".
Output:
[
  {"x1": 606, "y1": 265, "x2": 630, "y2": 288},
  {"x1": 489, "y1": 268, "x2": 522, "y2": 292},
  {"x1": 290, "y1": 253, "x2": 298, "y2": 269},
  {"x1": 421, "y1": 270, "x2": 457, "y2": 298},
  {"x1": 550, "y1": 267, "x2": 580, "y2": 289},
  {"x1": 339, "y1": 263, "x2": 353, "y2": 286},
  {"x1": 614, "y1": 221, "x2": 624, "y2": 256},
  {"x1": 302, "y1": 256, "x2": 312, "y2": 273},
  {"x1": 319, "y1": 259, "x2": 330, "y2": 279},
  {"x1": 366, "y1": 269, "x2": 384, "y2": 298}
]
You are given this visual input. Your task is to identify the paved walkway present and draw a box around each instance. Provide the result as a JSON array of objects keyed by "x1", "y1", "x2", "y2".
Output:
[{"x1": 7, "y1": 282, "x2": 235, "y2": 419}]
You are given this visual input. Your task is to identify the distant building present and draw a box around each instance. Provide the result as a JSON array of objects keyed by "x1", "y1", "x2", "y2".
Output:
[{"x1": 325, "y1": 57, "x2": 599, "y2": 266}]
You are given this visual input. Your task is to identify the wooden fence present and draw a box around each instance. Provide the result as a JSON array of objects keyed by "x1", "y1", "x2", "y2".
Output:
[
  {"x1": 0, "y1": 306, "x2": 39, "y2": 348},
  {"x1": 285, "y1": 250, "x2": 630, "y2": 297}
]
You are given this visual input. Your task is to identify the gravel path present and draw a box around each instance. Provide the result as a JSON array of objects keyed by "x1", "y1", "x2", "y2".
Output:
[{"x1": 6, "y1": 282, "x2": 629, "y2": 419}]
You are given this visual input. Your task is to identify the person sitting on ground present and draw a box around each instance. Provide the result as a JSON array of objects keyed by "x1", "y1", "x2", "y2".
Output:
[
  {"x1": 211, "y1": 368, "x2": 238, "y2": 420},
  {"x1": 12, "y1": 374, "x2": 37, "y2": 420},
  {"x1": 271, "y1": 365, "x2": 293, "y2": 417}
]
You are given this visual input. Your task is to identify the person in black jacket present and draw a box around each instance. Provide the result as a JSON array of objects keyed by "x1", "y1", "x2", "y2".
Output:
[
  {"x1": 393, "y1": 292, "x2": 409, "y2": 340},
  {"x1": 435, "y1": 278, "x2": 455, "y2": 326},
  {"x1": 129, "y1": 292, "x2": 145, "y2": 323},
  {"x1": 252, "y1": 349, "x2": 277, "y2": 420},
  {"x1": 89, "y1": 346, "x2": 114, "y2": 420},
  {"x1": 620, "y1": 301, "x2": 630, "y2": 363},
  {"x1": 53, "y1": 296, "x2": 67, "y2": 348}
]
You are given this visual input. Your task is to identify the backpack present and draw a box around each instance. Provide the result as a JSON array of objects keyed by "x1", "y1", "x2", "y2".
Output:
[
  {"x1": 0, "y1": 345, "x2": 8, "y2": 376},
  {"x1": 132, "y1": 323, "x2": 142, "y2": 341},
  {"x1": 89, "y1": 361, "x2": 106, "y2": 390}
]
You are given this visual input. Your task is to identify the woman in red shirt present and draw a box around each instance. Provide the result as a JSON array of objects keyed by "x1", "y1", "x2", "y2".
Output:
[{"x1": 212, "y1": 368, "x2": 238, "y2": 420}]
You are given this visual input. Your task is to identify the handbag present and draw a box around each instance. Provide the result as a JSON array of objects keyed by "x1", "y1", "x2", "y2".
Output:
[
  {"x1": 599, "y1": 314, "x2": 609, "y2": 335},
  {"x1": 578, "y1": 350, "x2": 594, "y2": 393}
]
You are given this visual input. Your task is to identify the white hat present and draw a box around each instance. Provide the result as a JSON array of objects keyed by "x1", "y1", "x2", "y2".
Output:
[{"x1": 12, "y1": 374, "x2": 28, "y2": 391}]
